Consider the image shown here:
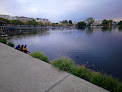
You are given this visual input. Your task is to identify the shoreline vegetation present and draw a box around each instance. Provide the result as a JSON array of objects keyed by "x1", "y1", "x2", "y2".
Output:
[
  {"x1": 0, "y1": 37, "x2": 14, "y2": 47},
  {"x1": 30, "y1": 52, "x2": 122, "y2": 92},
  {"x1": 0, "y1": 17, "x2": 122, "y2": 28},
  {"x1": 0, "y1": 38, "x2": 122, "y2": 92}
]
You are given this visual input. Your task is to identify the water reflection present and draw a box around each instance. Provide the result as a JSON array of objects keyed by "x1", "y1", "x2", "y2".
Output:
[
  {"x1": 118, "y1": 26, "x2": 122, "y2": 31},
  {"x1": 101, "y1": 27, "x2": 112, "y2": 32},
  {"x1": 86, "y1": 27, "x2": 94, "y2": 35}
]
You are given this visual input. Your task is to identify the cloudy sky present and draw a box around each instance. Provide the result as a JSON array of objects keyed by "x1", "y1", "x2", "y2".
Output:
[{"x1": 0, "y1": 0, "x2": 122, "y2": 22}]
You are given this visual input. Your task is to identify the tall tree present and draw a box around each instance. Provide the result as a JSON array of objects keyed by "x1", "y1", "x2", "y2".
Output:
[
  {"x1": 69, "y1": 20, "x2": 72, "y2": 24},
  {"x1": 118, "y1": 21, "x2": 122, "y2": 26},
  {"x1": 37, "y1": 22, "x2": 44, "y2": 26},
  {"x1": 12, "y1": 20, "x2": 24, "y2": 25},
  {"x1": 62, "y1": 20, "x2": 68, "y2": 24},
  {"x1": 0, "y1": 17, "x2": 11, "y2": 24},
  {"x1": 101, "y1": 19, "x2": 109, "y2": 26},
  {"x1": 109, "y1": 20, "x2": 113, "y2": 26},
  {"x1": 77, "y1": 21, "x2": 86, "y2": 29},
  {"x1": 86, "y1": 17, "x2": 94, "y2": 26},
  {"x1": 27, "y1": 19, "x2": 37, "y2": 26}
]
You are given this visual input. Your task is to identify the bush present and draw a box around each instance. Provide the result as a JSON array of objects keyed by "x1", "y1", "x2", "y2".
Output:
[
  {"x1": 30, "y1": 52, "x2": 49, "y2": 62},
  {"x1": 7, "y1": 42, "x2": 14, "y2": 47},
  {"x1": 51, "y1": 57, "x2": 75, "y2": 73},
  {"x1": 72, "y1": 65, "x2": 91, "y2": 81},
  {"x1": 51, "y1": 57, "x2": 122, "y2": 92},
  {"x1": 90, "y1": 72, "x2": 122, "y2": 92},
  {"x1": 0, "y1": 38, "x2": 7, "y2": 44}
]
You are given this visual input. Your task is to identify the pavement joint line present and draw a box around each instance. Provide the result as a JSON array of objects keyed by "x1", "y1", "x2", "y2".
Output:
[{"x1": 45, "y1": 74, "x2": 71, "y2": 92}]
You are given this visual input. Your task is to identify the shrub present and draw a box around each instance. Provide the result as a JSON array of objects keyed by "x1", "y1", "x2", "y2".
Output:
[
  {"x1": 7, "y1": 42, "x2": 14, "y2": 47},
  {"x1": 90, "y1": 72, "x2": 122, "y2": 92},
  {"x1": 72, "y1": 65, "x2": 91, "y2": 81},
  {"x1": 51, "y1": 57, "x2": 122, "y2": 92},
  {"x1": 0, "y1": 38, "x2": 7, "y2": 44},
  {"x1": 51, "y1": 57, "x2": 75, "y2": 73},
  {"x1": 30, "y1": 52, "x2": 49, "y2": 62}
]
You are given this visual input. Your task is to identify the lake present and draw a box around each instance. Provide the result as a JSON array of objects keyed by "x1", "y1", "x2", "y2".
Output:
[{"x1": 8, "y1": 27, "x2": 122, "y2": 80}]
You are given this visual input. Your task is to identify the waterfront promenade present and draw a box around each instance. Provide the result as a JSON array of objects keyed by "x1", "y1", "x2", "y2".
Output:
[{"x1": 0, "y1": 43, "x2": 109, "y2": 92}]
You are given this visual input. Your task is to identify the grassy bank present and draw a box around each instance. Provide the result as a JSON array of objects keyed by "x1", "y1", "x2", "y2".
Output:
[
  {"x1": 0, "y1": 38, "x2": 7, "y2": 44},
  {"x1": 0, "y1": 37, "x2": 14, "y2": 47},
  {"x1": 7, "y1": 42, "x2": 14, "y2": 47},
  {"x1": 30, "y1": 52, "x2": 122, "y2": 92},
  {"x1": 51, "y1": 57, "x2": 122, "y2": 92},
  {"x1": 30, "y1": 52, "x2": 49, "y2": 63}
]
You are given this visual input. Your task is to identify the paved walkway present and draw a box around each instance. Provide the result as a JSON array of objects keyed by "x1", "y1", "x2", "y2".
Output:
[{"x1": 0, "y1": 43, "x2": 109, "y2": 92}]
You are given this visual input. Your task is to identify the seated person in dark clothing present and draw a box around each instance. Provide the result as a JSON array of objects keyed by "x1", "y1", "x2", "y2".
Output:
[
  {"x1": 23, "y1": 45, "x2": 29, "y2": 53},
  {"x1": 15, "y1": 45, "x2": 20, "y2": 50},
  {"x1": 20, "y1": 45, "x2": 24, "y2": 51}
]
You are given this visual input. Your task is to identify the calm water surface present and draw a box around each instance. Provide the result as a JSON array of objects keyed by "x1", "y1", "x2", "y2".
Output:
[{"x1": 8, "y1": 27, "x2": 122, "y2": 80}]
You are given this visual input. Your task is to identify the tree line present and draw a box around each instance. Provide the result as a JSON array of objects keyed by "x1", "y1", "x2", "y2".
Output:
[
  {"x1": 0, "y1": 17, "x2": 122, "y2": 28},
  {"x1": 77, "y1": 17, "x2": 122, "y2": 29},
  {"x1": 0, "y1": 17, "x2": 48, "y2": 27},
  {"x1": 0, "y1": 18, "x2": 75, "y2": 27}
]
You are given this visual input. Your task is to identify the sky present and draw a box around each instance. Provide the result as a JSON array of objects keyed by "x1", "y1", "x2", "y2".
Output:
[{"x1": 0, "y1": 0, "x2": 122, "y2": 22}]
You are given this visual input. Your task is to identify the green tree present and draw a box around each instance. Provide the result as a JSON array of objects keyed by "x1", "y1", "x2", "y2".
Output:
[
  {"x1": 62, "y1": 20, "x2": 68, "y2": 24},
  {"x1": 86, "y1": 17, "x2": 94, "y2": 26},
  {"x1": 101, "y1": 19, "x2": 109, "y2": 26},
  {"x1": 51, "y1": 23, "x2": 56, "y2": 26},
  {"x1": 77, "y1": 21, "x2": 86, "y2": 29},
  {"x1": 0, "y1": 17, "x2": 11, "y2": 24},
  {"x1": 118, "y1": 20, "x2": 122, "y2": 29},
  {"x1": 69, "y1": 20, "x2": 72, "y2": 24},
  {"x1": 118, "y1": 21, "x2": 122, "y2": 26},
  {"x1": 108, "y1": 20, "x2": 113, "y2": 26},
  {"x1": 37, "y1": 22, "x2": 44, "y2": 26},
  {"x1": 27, "y1": 19, "x2": 37, "y2": 26},
  {"x1": 12, "y1": 20, "x2": 24, "y2": 25}
]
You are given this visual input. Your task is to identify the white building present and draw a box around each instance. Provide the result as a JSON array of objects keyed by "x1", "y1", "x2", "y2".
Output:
[
  {"x1": 15, "y1": 16, "x2": 34, "y2": 22},
  {"x1": 71, "y1": 20, "x2": 76, "y2": 24},
  {"x1": 93, "y1": 20, "x2": 103, "y2": 26},
  {"x1": 0, "y1": 14, "x2": 51, "y2": 23},
  {"x1": 0, "y1": 14, "x2": 12, "y2": 20},
  {"x1": 36, "y1": 18, "x2": 51, "y2": 24}
]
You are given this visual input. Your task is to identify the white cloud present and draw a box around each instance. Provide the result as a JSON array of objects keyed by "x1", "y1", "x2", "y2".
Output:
[{"x1": 0, "y1": 0, "x2": 122, "y2": 22}]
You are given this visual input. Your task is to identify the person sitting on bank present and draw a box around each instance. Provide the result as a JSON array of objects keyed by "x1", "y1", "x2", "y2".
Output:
[
  {"x1": 23, "y1": 45, "x2": 29, "y2": 53},
  {"x1": 15, "y1": 45, "x2": 20, "y2": 50},
  {"x1": 20, "y1": 45, "x2": 24, "y2": 51}
]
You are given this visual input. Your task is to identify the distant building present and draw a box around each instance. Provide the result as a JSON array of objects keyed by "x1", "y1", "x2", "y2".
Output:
[
  {"x1": 0, "y1": 14, "x2": 51, "y2": 23},
  {"x1": 93, "y1": 20, "x2": 103, "y2": 26},
  {"x1": 58, "y1": 21, "x2": 62, "y2": 24},
  {"x1": 11, "y1": 16, "x2": 17, "y2": 20},
  {"x1": 36, "y1": 18, "x2": 51, "y2": 24},
  {"x1": 81, "y1": 20, "x2": 85, "y2": 22},
  {"x1": 71, "y1": 20, "x2": 76, "y2": 24},
  {"x1": 15, "y1": 16, "x2": 34, "y2": 22},
  {"x1": 0, "y1": 14, "x2": 12, "y2": 20}
]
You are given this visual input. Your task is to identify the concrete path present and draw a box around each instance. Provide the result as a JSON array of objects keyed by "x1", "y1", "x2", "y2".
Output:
[{"x1": 0, "y1": 43, "x2": 109, "y2": 92}]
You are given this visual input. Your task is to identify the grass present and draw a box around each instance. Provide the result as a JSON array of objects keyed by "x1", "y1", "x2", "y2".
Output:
[
  {"x1": 30, "y1": 52, "x2": 49, "y2": 62},
  {"x1": 90, "y1": 72, "x2": 122, "y2": 92},
  {"x1": 72, "y1": 65, "x2": 91, "y2": 81},
  {"x1": 7, "y1": 42, "x2": 14, "y2": 47},
  {"x1": 51, "y1": 57, "x2": 75, "y2": 73},
  {"x1": 51, "y1": 57, "x2": 122, "y2": 92},
  {"x1": 0, "y1": 38, "x2": 7, "y2": 44},
  {"x1": 0, "y1": 37, "x2": 15, "y2": 47}
]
